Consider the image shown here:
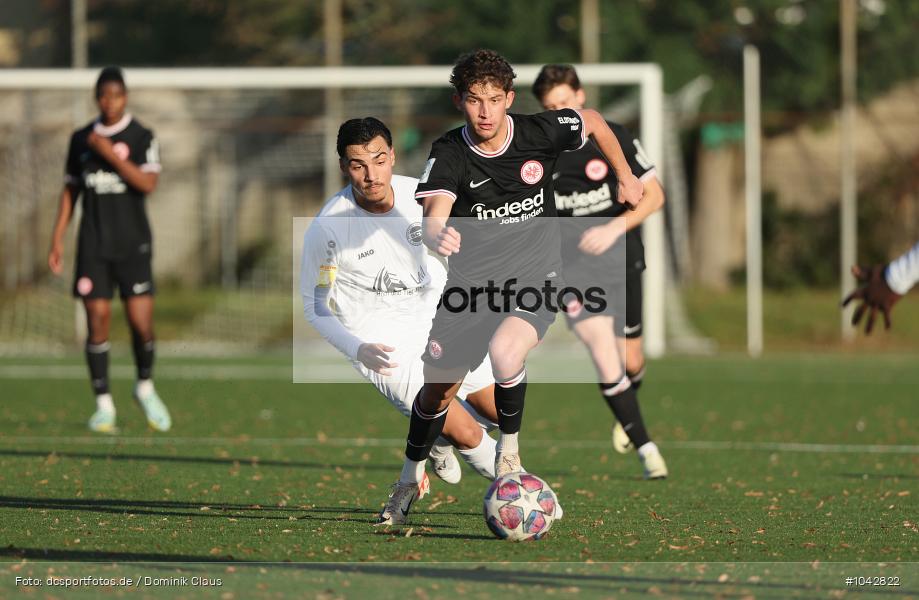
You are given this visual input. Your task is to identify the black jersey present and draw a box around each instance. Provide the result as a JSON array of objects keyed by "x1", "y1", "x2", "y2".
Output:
[
  {"x1": 65, "y1": 114, "x2": 161, "y2": 260},
  {"x1": 553, "y1": 121, "x2": 655, "y2": 273},
  {"x1": 415, "y1": 109, "x2": 587, "y2": 285}
]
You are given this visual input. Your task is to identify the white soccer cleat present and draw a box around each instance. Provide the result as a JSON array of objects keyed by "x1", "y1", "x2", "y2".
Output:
[
  {"x1": 639, "y1": 445, "x2": 669, "y2": 480},
  {"x1": 133, "y1": 383, "x2": 172, "y2": 432},
  {"x1": 375, "y1": 472, "x2": 430, "y2": 526},
  {"x1": 88, "y1": 408, "x2": 117, "y2": 433},
  {"x1": 611, "y1": 420, "x2": 633, "y2": 454},
  {"x1": 429, "y1": 448, "x2": 462, "y2": 484},
  {"x1": 495, "y1": 452, "x2": 522, "y2": 478}
]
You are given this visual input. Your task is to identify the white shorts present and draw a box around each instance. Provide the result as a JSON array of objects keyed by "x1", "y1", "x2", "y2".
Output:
[{"x1": 360, "y1": 351, "x2": 495, "y2": 429}]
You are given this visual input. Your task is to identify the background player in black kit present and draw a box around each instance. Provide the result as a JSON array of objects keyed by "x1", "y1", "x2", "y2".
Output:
[
  {"x1": 47, "y1": 67, "x2": 171, "y2": 434},
  {"x1": 377, "y1": 49, "x2": 644, "y2": 525},
  {"x1": 533, "y1": 64, "x2": 668, "y2": 479}
]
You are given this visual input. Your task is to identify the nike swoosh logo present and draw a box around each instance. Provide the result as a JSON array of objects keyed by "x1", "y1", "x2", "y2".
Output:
[
  {"x1": 401, "y1": 496, "x2": 415, "y2": 516},
  {"x1": 498, "y1": 409, "x2": 520, "y2": 417},
  {"x1": 623, "y1": 324, "x2": 642, "y2": 334},
  {"x1": 132, "y1": 282, "x2": 151, "y2": 294},
  {"x1": 469, "y1": 178, "x2": 491, "y2": 188},
  {"x1": 514, "y1": 306, "x2": 536, "y2": 315}
]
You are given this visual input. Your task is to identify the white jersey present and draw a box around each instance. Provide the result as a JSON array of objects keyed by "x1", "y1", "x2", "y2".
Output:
[
  {"x1": 301, "y1": 175, "x2": 494, "y2": 417},
  {"x1": 885, "y1": 240, "x2": 919, "y2": 295}
]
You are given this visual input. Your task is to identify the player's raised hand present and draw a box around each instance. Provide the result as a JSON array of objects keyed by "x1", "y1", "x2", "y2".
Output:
[
  {"x1": 617, "y1": 172, "x2": 643, "y2": 211},
  {"x1": 433, "y1": 226, "x2": 461, "y2": 257},
  {"x1": 578, "y1": 220, "x2": 626, "y2": 256},
  {"x1": 842, "y1": 264, "x2": 902, "y2": 334},
  {"x1": 357, "y1": 342, "x2": 399, "y2": 375},
  {"x1": 48, "y1": 243, "x2": 64, "y2": 275},
  {"x1": 87, "y1": 132, "x2": 114, "y2": 157}
]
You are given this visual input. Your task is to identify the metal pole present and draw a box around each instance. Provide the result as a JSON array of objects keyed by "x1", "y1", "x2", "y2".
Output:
[
  {"x1": 744, "y1": 45, "x2": 763, "y2": 357},
  {"x1": 580, "y1": 0, "x2": 601, "y2": 106},
  {"x1": 72, "y1": 0, "x2": 89, "y2": 345},
  {"x1": 641, "y1": 67, "x2": 666, "y2": 358},
  {"x1": 840, "y1": 0, "x2": 858, "y2": 341},
  {"x1": 323, "y1": 0, "x2": 344, "y2": 201}
]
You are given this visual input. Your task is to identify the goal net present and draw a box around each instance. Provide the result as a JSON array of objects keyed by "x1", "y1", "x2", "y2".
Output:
[{"x1": 0, "y1": 65, "x2": 666, "y2": 359}]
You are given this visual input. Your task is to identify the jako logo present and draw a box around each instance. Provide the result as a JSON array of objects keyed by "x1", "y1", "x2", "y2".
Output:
[{"x1": 471, "y1": 189, "x2": 544, "y2": 221}]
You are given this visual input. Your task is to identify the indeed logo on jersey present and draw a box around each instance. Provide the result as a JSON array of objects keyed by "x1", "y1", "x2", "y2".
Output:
[
  {"x1": 471, "y1": 189, "x2": 545, "y2": 225},
  {"x1": 85, "y1": 170, "x2": 127, "y2": 194},
  {"x1": 555, "y1": 182, "x2": 613, "y2": 216}
]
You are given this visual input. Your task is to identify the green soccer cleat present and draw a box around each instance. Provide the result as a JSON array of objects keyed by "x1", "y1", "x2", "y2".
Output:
[
  {"x1": 87, "y1": 408, "x2": 117, "y2": 433},
  {"x1": 134, "y1": 383, "x2": 172, "y2": 432}
]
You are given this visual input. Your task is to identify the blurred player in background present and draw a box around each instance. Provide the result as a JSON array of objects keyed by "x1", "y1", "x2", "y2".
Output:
[
  {"x1": 377, "y1": 49, "x2": 643, "y2": 525},
  {"x1": 844, "y1": 240, "x2": 919, "y2": 333},
  {"x1": 47, "y1": 66, "x2": 170, "y2": 434},
  {"x1": 533, "y1": 64, "x2": 667, "y2": 479},
  {"x1": 301, "y1": 117, "x2": 499, "y2": 492}
]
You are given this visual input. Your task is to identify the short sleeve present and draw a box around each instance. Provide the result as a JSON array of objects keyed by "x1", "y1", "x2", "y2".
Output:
[
  {"x1": 64, "y1": 133, "x2": 82, "y2": 187},
  {"x1": 414, "y1": 138, "x2": 462, "y2": 204},
  {"x1": 138, "y1": 129, "x2": 162, "y2": 174},
  {"x1": 610, "y1": 122, "x2": 655, "y2": 180},
  {"x1": 532, "y1": 109, "x2": 588, "y2": 154}
]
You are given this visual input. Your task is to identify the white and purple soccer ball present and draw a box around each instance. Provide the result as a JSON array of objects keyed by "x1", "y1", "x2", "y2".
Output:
[{"x1": 483, "y1": 472, "x2": 558, "y2": 541}]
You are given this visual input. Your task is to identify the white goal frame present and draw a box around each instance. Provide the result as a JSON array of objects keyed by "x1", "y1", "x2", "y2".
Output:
[{"x1": 0, "y1": 64, "x2": 666, "y2": 357}]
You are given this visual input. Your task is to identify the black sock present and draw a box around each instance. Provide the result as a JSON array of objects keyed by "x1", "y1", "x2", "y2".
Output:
[
  {"x1": 627, "y1": 365, "x2": 646, "y2": 391},
  {"x1": 131, "y1": 330, "x2": 155, "y2": 380},
  {"x1": 600, "y1": 378, "x2": 650, "y2": 448},
  {"x1": 494, "y1": 368, "x2": 527, "y2": 434},
  {"x1": 85, "y1": 340, "x2": 110, "y2": 395},
  {"x1": 405, "y1": 390, "x2": 449, "y2": 461}
]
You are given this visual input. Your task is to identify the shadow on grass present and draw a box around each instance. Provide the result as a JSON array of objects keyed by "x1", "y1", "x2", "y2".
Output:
[
  {"x1": 0, "y1": 448, "x2": 396, "y2": 472},
  {"x1": 0, "y1": 496, "x2": 467, "y2": 527}
]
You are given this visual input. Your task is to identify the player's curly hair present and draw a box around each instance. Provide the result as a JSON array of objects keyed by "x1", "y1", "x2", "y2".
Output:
[
  {"x1": 450, "y1": 49, "x2": 516, "y2": 95},
  {"x1": 532, "y1": 64, "x2": 582, "y2": 101}
]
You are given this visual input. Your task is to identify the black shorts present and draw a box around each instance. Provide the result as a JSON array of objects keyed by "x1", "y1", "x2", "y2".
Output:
[
  {"x1": 73, "y1": 252, "x2": 155, "y2": 300},
  {"x1": 564, "y1": 269, "x2": 643, "y2": 338},
  {"x1": 422, "y1": 278, "x2": 558, "y2": 371}
]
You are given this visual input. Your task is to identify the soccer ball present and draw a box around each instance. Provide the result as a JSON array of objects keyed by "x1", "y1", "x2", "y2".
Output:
[{"x1": 483, "y1": 473, "x2": 558, "y2": 541}]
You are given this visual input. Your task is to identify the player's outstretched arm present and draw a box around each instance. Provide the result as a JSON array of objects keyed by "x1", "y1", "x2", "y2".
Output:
[
  {"x1": 580, "y1": 109, "x2": 643, "y2": 209},
  {"x1": 421, "y1": 194, "x2": 461, "y2": 257},
  {"x1": 47, "y1": 185, "x2": 78, "y2": 275},
  {"x1": 87, "y1": 132, "x2": 159, "y2": 194}
]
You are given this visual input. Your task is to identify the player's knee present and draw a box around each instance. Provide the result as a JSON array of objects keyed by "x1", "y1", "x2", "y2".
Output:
[
  {"x1": 445, "y1": 418, "x2": 482, "y2": 451},
  {"x1": 488, "y1": 340, "x2": 525, "y2": 377}
]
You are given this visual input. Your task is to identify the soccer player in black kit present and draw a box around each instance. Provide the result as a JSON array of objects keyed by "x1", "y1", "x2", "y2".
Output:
[
  {"x1": 533, "y1": 64, "x2": 668, "y2": 479},
  {"x1": 47, "y1": 67, "x2": 171, "y2": 433},
  {"x1": 377, "y1": 50, "x2": 644, "y2": 525}
]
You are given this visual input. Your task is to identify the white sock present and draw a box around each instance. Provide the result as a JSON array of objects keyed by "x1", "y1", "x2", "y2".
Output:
[
  {"x1": 136, "y1": 379, "x2": 154, "y2": 397},
  {"x1": 399, "y1": 458, "x2": 426, "y2": 485},
  {"x1": 637, "y1": 441, "x2": 658, "y2": 458},
  {"x1": 458, "y1": 432, "x2": 497, "y2": 479},
  {"x1": 428, "y1": 438, "x2": 451, "y2": 461},
  {"x1": 96, "y1": 394, "x2": 114, "y2": 413},
  {"x1": 496, "y1": 431, "x2": 519, "y2": 454}
]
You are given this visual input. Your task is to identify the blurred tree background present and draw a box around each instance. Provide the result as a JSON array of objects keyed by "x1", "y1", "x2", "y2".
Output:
[{"x1": 1, "y1": 0, "x2": 917, "y2": 290}]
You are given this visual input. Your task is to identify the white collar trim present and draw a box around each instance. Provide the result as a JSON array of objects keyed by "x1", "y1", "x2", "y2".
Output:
[
  {"x1": 462, "y1": 115, "x2": 513, "y2": 158},
  {"x1": 93, "y1": 113, "x2": 132, "y2": 137}
]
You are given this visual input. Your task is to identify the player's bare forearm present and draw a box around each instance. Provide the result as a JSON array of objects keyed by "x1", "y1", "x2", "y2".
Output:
[
  {"x1": 581, "y1": 109, "x2": 643, "y2": 208},
  {"x1": 48, "y1": 186, "x2": 77, "y2": 274},
  {"x1": 421, "y1": 194, "x2": 460, "y2": 256},
  {"x1": 619, "y1": 176, "x2": 665, "y2": 232},
  {"x1": 581, "y1": 109, "x2": 630, "y2": 180}
]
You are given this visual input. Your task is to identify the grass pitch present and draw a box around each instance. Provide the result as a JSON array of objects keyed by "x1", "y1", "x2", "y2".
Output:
[{"x1": 0, "y1": 354, "x2": 916, "y2": 597}]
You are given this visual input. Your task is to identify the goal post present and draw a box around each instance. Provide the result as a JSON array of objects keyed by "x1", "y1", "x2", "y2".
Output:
[{"x1": 0, "y1": 64, "x2": 666, "y2": 356}]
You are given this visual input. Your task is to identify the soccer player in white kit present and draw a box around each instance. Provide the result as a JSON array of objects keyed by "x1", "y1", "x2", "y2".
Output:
[{"x1": 300, "y1": 117, "x2": 499, "y2": 493}]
